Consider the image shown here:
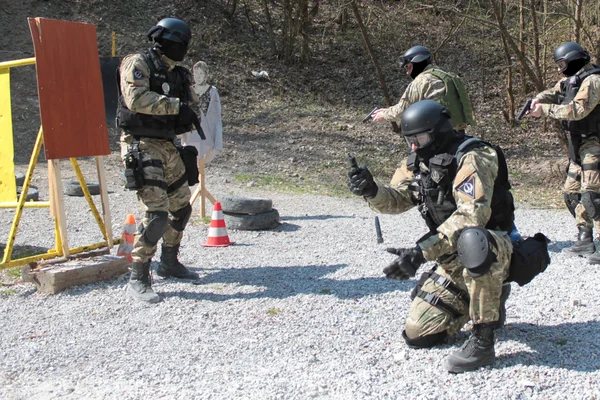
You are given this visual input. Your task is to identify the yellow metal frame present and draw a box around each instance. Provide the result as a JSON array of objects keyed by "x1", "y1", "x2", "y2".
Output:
[{"x1": 0, "y1": 57, "x2": 121, "y2": 270}]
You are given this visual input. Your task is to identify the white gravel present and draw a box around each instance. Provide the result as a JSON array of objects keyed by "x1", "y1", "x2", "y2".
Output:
[{"x1": 1, "y1": 168, "x2": 600, "y2": 399}]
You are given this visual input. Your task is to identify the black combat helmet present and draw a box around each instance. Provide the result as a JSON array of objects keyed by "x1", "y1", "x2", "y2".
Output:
[
  {"x1": 147, "y1": 18, "x2": 192, "y2": 61},
  {"x1": 401, "y1": 100, "x2": 453, "y2": 148},
  {"x1": 553, "y1": 42, "x2": 590, "y2": 76},
  {"x1": 398, "y1": 45, "x2": 432, "y2": 67}
]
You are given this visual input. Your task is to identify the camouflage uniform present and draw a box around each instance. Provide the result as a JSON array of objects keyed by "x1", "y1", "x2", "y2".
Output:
[
  {"x1": 119, "y1": 52, "x2": 198, "y2": 264},
  {"x1": 367, "y1": 145, "x2": 513, "y2": 339},
  {"x1": 535, "y1": 63, "x2": 600, "y2": 234},
  {"x1": 379, "y1": 65, "x2": 472, "y2": 131}
]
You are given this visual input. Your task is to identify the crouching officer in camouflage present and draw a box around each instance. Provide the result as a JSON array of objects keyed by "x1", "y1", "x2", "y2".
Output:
[
  {"x1": 348, "y1": 100, "x2": 515, "y2": 373},
  {"x1": 371, "y1": 45, "x2": 476, "y2": 132},
  {"x1": 117, "y1": 18, "x2": 204, "y2": 303},
  {"x1": 526, "y1": 42, "x2": 600, "y2": 262}
]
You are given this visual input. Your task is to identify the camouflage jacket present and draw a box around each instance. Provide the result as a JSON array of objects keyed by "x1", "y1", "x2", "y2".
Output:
[
  {"x1": 367, "y1": 145, "x2": 499, "y2": 262},
  {"x1": 119, "y1": 51, "x2": 198, "y2": 117},
  {"x1": 535, "y1": 63, "x2": 600, "y2": 121}
]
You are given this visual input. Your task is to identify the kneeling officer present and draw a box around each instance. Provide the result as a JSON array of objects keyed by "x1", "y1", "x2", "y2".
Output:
[{"x1": 348, "y1": 100, "x2": 516, "y2": 373}]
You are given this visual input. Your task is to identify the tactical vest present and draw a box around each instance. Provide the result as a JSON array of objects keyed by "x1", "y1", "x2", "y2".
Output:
[
  {"x1": 116, "y1": 49, "x2": 192, "y2": 139},
  {"x1": 411, "y1": 137, "x2": 515, "y2": 234},
  {"x1": 427, "y1": 68, "x2": 477, "y2": 128},
  {"x1": 558, "y1": 65, "x2": 600, "y2": 163}
]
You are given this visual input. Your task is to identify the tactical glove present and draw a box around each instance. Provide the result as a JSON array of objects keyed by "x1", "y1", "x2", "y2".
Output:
[
  {"x1": 383, "y1": 246, "x2": 426, "y2": 280},
  {"x1": 178, "y1": 103, "x2": 206, "y2": 139},
  {"x1": 347, "y1": 166, "x2": 378, "y2": 198}
]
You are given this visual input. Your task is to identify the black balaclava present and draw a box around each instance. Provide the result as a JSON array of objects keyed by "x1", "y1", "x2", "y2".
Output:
[
  {"x1": 563, "y1": 58, "x2": 588, "y2": 77},
  {"x1": 156, "y1": 39, "x2": 187, "y2": 62},
  {"x1": 410, "y1": 60, "x2": 429, "y2": 79},
  {"x1": 415, "y1": 130, "x2": 456, "y2": 164}
]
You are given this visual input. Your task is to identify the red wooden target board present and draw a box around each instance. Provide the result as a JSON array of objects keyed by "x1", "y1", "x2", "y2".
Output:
[{"x1": 28, "y1": 18, "x2": 110, "y2": 160}]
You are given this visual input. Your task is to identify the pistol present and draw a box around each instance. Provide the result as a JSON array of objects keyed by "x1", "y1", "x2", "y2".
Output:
[
  {"x1": 347, "y1": 153, "x2": 359, "y2": 170},
  {"x1": 517, "y1": 99, "x2": 532, "y2": 121},
  {"x1": 362, "y1": 107, "x2": 379, "y2": 123}
]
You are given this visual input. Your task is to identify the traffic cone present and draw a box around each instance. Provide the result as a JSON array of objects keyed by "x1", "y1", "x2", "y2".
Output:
[
  {"x1": 117, "y1": 214, "x2": 136, "y2": 262},
  {"x1": 202, "y1": 202, "x2": 234, "y2": 247}
]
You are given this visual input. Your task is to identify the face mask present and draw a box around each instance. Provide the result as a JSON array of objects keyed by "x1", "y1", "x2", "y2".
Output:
[{"x1": 158, "y1": 39, "x2": 188, "y2": 62}]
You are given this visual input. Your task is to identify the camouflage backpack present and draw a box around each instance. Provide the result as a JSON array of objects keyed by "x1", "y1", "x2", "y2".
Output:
[{"x1": 427, "y1": 67, "x2": 477, "y2": 128}]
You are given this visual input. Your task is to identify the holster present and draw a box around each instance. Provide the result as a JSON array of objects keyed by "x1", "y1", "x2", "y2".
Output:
[
  {"x1": 124, "y1": 143, "x2": 145, "y2": 190},
  {"x1": 178, "y1": 146, "x2": 199, "y2": 186}
]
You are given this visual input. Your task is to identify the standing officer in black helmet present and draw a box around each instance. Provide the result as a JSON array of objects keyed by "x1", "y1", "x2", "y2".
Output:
[
  {"x1": 371, "y1": 45, "x2": 476, "y2": 132},
  {"x1": 349, "y1": 100, "x2": 517, "y2": 373},
  {"x1": 527, "y1": 42, "x2": 600, "y2": 262},
  {"x1": 117, "y1": 18, "x2": 205, "y2": 303}
]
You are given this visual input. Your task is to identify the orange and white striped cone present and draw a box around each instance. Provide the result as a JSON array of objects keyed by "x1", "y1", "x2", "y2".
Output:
[
  {"x1": 117, "y1": 214, "x2": 136, "y2": 262},
  {"x1": 202, "y1": 202, "x2": 234, "y2": 247}
]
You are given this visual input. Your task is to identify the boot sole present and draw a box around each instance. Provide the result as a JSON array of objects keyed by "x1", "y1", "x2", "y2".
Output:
[{"x1": 445, "y1": 354, "x2": 495, "y2": 373}]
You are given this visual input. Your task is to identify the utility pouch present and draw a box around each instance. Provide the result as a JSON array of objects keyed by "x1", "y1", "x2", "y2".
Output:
[
  {"x1": 124, "y1": 144, "x2": 145, "y2": 190},
  {"x1": 508, "y1": 233, "x2": 550, "y2": 286},
  {"x1": 178, "y1": 145, "x2": 199, "y2": 186}
]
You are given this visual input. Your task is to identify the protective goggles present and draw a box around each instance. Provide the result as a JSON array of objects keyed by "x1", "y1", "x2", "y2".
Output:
[
  {"x1": 398, "y1": 56, "x2": 410, "y2": 68},
  {"x1": 556, "y1": 59, "x2": 568, "y2": 72},
  {"x1": 404, "y1": 131, "x2": 434, "y2": 149}
]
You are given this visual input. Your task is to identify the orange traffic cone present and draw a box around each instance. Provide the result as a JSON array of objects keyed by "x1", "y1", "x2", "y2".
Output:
[
  {"x1": 117, "y1": 214, "x2": 136, "y2": 262},
  {"x1": 202, "y1": 202, "x2": 234, "y2": 247}
]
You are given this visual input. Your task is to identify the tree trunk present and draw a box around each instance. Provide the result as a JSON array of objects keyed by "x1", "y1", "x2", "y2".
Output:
[
  {"x1": 261, "y1": 0, "x2": 278, "y2": 57},
  {"x1": 349, "y1": 0, "x2": 399, "y2": 132}
]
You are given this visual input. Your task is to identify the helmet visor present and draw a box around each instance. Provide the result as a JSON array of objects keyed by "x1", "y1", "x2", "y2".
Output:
[
  {"x1": 398, "y1": 56, "x2": 410, "y2": 68},
  {"x1": 404, "y1": 131, "x2": 434, "y2": 149},
  {"x1": 556, "y1": 59, "x2": 568, "y2": 72}
]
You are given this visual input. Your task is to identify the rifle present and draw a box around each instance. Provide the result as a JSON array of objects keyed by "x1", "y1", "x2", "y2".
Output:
[
  {"x1": 516, "y1": 99, "x2": 532, "y2": 121},
  {"x1": 362, "y1": 107, "x2": 379, "y2": 123}
]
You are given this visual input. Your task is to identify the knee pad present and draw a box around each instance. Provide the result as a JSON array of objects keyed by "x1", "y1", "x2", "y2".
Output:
[
  {"x1": 169, "y1": 203, "x2": 192, "y2": 232},
  {"x1": 581, "y1": 191, "x2": 600, "y2": 220},
  {"x1": 457, "y1": 227, "x2": 497, "y2": 278},
  {"x1": 141, "y1": 211, "x2": 169, "y2": 246},
  {"x1": 402, "y1": 330, "x2": 447, "y2": 349},
  {"x1": 563, "y1": 192, "x2": 581, "y2": 218}
]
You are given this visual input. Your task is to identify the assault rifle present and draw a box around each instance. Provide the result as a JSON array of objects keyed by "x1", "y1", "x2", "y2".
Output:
[
  {"x1": 517, "y1": 99, "x2": 532, "y2": 121},
  {"x1": 362, "y1": 107, "x2": 379, "y2": 123}
]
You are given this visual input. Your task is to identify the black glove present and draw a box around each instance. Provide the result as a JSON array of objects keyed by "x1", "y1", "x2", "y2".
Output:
[
  {"x1": 178, "y1": 103, "x2": 206, "y2": 140},
  {"x1": 383, "y1": 246, "x2": 426, "y2": 280},
  {"x1": 347, "y1": 166, "x2": 378, "y2": 198}
]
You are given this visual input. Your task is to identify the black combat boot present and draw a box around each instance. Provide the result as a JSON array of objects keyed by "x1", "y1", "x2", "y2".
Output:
[
  {"x1": 562, "y1": 226, "x2": 595, "y2": 255},
  {"x1": 157, "y1": 244, "x2": 199, "y2": 279},
  {"x1": 444, "y1": 323, "x2": 495, "y2": 373},
  {"x1": 127, "y1": 262, "x2": 160, "y2": 304},
  {"x1": 495, "y1": 283, "x2": 511, "y2": 330},
  {"x1": 587, "y1": 246, "x2": 600, "y2": 264}
]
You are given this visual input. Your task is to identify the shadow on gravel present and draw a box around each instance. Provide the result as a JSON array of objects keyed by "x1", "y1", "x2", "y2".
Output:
[
  {"x1": 547, "y1": 240, "x2": 578, "y2": 253},
  {"x1": 280, "y1": 215, "x2": 355, "y2": 221},
  {"x1": 495, "y1": 321, "x2": 600, "y2": 372},
  {"x1": 163, "y1": 263, "x2": 413, "y2": 301}
]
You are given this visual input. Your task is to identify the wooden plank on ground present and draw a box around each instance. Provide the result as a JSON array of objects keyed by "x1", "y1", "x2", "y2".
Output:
[{"x1": 24, "y1": 255, "x2": 129, "y2": 294}]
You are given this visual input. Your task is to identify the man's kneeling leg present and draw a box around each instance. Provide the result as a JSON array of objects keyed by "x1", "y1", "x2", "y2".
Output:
[{"x1": 402, "y1": 330, "x2": 447, "y2": 349}]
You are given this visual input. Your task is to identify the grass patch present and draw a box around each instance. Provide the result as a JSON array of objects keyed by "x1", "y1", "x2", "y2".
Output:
[
  {"x1": 266, "y1": 307, "x2": 282, "y2": 316},
  {"x1": 0, "y1": 289, "x2": 17, "y2": 297},
  {"x1": 6, "y1": 267, "x2": 21, "y2": 279}
]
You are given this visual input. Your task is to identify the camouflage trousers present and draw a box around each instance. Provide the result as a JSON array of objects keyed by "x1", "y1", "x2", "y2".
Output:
[
  {"x1": 563, "y1": 136, "x2": 600, "y2": 232},
  {"x1": 120, "y1": 134, "x2": 191, "y2": 264},
  {"x1": 404, "y1": 230, "x2": 512, "y2": 340}
]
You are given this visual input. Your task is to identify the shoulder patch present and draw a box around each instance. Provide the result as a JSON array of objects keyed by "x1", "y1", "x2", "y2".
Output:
[
  {"x1": 133, "y1": 68, "x2": 143, "y2": 80},
  {"x1": 456, "y1": 176, "x2": 476, "y2": 199}
]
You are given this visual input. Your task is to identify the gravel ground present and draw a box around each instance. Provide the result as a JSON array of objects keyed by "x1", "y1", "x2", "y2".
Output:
[{"x1": 1, "y1": 165, "x2": 600, "y2": 400}]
